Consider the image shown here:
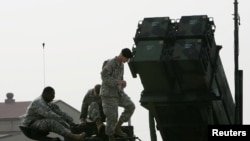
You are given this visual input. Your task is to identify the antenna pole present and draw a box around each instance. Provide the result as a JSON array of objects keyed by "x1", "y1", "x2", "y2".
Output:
[{"x1": 42, "y1": 43, "x2": 46, "y2": 87}]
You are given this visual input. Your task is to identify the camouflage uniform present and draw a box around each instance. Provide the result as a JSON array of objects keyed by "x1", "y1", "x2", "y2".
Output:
[
  {"x1": 100, "y1": 57, "x2": 135, "y2": 136},
  {"x1": 22, "y1": 96, "x2": 74, "y2": 137},
  {"x1": 80, "y1": 89, "x2": 105, "y2": 122}
]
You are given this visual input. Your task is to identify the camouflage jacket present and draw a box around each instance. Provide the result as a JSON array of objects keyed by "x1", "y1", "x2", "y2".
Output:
[
  {"x1": 79, "y1": 88, "x2": 102, "y2": 121},
  {"x1": 22, "y1": 95, "x2": 74, "y2": 126},
  {"x1": 100, "y1": 57, "x2": 124, "y2": 97}
]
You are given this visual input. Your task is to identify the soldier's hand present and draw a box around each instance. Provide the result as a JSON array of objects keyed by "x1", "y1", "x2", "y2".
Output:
[
  {"x1": 80, "y1": 119, "x2": 86, "y2": 125},
  {"x1": 118, "y1": 80, "x2": 127, "y2": 88},
  {"x1": 70, "y1": 123, "x2": 77, "y2": 128}
]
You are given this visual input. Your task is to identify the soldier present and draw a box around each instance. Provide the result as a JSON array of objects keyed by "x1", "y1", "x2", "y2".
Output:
[
  {"x1": 100, "y1": 48, "x2": 136, "y2": 141},
  {"x1": 80, "y1": 84, "x2": 106, "y2": 133},
  {"x1": 22, "y1": 86, "x2": 85, "y2": 141}
]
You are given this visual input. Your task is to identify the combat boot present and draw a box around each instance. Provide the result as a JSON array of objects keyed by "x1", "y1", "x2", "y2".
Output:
[
  {"x1": 96, "y1": 118, "x2": 104, "y2": 133},
  {"x1": 114, "y1": 120, "x2": 127, "y2": 137},
  {"x1": 68, "y1": 132, "x2": 85, "y2": 141}
]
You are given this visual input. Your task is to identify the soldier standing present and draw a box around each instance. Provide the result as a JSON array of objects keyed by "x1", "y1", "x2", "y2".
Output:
[
  {"x1": 80, "y1": 84, "x2": 106, "y2": 133},
  {"x1": 100, "y1": 48, "x2": 136, "y2": 141},
  {"x1": 22, "y1": 86, "x2": 85, "y2": 141}
]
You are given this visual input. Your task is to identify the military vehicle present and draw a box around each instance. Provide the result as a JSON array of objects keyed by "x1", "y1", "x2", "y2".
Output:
[{"x1": 128, "y1": 1, "x2": 243, "y2": 140}]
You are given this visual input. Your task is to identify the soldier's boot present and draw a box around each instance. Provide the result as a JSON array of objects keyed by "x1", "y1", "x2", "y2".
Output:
[
  {"x1": 96, "y1": 118, "x2": 104, "y2": 133},
  {"x1": 109, "y1": 135, "x2": 115, "y2": 141},
  {"x1": 68, "y1": 132, "x2": 85, "y2": 141},
  {"x1": 115, "y1": 120, "x2": 127, "y2": 137}
]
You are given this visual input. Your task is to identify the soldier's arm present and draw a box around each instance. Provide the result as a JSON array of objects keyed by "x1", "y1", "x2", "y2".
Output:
[
  {"x1": 33, "y1": 101, "x2": 62, "y2": 120},
  {"x1": 101, "y1": 62, "x2": 119, "y2": 87},
  {"x1": 80, "y1": 91, "x2": 91, "y2": 122},
  {"x1": 50, "y1": 103, "x2": 74, "y2": 125}
]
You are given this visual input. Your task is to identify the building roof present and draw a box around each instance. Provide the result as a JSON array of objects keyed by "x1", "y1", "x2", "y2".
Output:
[
  {"x1": 0, "y1": 101, "x2": 31, "y2": 119},
  {"x1": 0, "y1": 93, "x2": 80, "y2": 119},
  {"x1": 0, "y1": 131, "x2": 20, "y2": 139}
]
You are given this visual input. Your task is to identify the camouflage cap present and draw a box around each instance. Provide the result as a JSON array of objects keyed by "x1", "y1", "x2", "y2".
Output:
[{"x1": 121, "y1": 48, "x2": 133, "y2": 58}]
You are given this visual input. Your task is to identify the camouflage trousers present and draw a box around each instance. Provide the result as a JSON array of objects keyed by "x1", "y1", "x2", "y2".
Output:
[
  {"x1": 30, "y1": 119, "x2": 71, "y2": 137},
  {"x1": 101, "y1": 94, "x2": 135, "y2": 136},
  {"x1": 88, "y1": 102, "x2": 102, "y2": 121}
]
